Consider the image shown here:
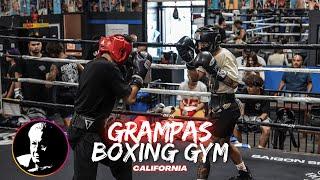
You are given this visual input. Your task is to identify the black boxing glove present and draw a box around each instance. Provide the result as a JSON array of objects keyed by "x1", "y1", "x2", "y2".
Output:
[
  {"x1": 176, "y1": 36, "x2": 195, "y2": 65},
  {"x1": 192, "y1": 51, "x2": 227, "y2": 81},
  {"x1": 130, "y1": 51, "x2": 152, "y2": 88}
]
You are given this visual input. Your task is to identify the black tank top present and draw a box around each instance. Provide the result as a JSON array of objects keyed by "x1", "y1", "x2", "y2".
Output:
[{"x1": 236, "y1": 28, "x2": 246, "y2": 41}]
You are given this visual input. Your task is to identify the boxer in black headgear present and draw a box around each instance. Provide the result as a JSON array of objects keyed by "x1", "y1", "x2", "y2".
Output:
[{"x1": 176, "y1": 25, "x2": 253, "y2": 180}]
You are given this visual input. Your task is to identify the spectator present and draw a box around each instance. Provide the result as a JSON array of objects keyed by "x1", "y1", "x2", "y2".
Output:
[
  {"x1": 244, "y1": 54, "x2": 265, "y2": 81},
  {"x1": 277, "y1": 54, "x2": 312, "y2": 95},
  {"x1": 130, "y1": 33, "x2": 147, "y2": 52},
  {"x1": 45, "y1": 42, "x2": 84, "y2": 126},
  {"x1": 3, "y1": 48, "x2": 23, "y2": 99},
  {"x1": 22, "y1": 33, "x2": 49, "y2": 103},
  {"x1": 236, "y1": 49, "x2": 266, "y2": 67},
  {"x1": 130, "y1": 34, "x2": 138, "y2": 42},
  {"x1": 176, "y1": 70, "x2": 209, "y2": 117},
  {"x1": 267, "y1": 49, "x2": 289, "y2": 66},
  {"x1": 218, "y1": 17, "x2": 227, "y2": 43},
  {"x1": 234, "y1": 74, "x2": 271, "y2": 148},
  {"x1": 233, "y1": 20, "x2": 246, "y2": 42}
]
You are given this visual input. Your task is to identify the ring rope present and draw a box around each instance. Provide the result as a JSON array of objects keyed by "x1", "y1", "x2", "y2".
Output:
[
  {"x1": 3, "y1": 98, "x2": 320, "y2": 132},
  {"x1": 4, "y1": 77, "x2": 320, "y2": 103},
  {"x1": 246, "y1": 26, "x2": 273, "y2": 32},
  {"x1": 251, "y1": 22, "x2": 309, "y2": 27},
  {"x1": 140, "y1": 88, "x2": 320, "y2": 103},
  {"x1": 254, "y1": 32, "x2": 308, "y2": 36},
  {"x1": 281, "y1": 17, "x2": 309, "y2": 20},
  {"x1": 2, "y1": 98, "x2": 214, "y2": 121},
  {"x1": 221, "y1": 12, "x2": 309, "y2": 18},
  {"x1": 3, "y1": 54, "x2": 320, "y2": 73},
  {"x1": 151, "y1": 64, "x2": 320, "y2": 73},
  {"x1": 0, "y1": 35, "x2": 319, "y2": 49},
  {"x1": 225, "y1": 17, "x2": 275, "y2": 25}
]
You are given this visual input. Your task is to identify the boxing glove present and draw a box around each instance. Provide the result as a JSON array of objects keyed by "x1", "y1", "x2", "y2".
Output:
[
  {"x1": 130, "y1": 51, "x2": 152, "y2": 88},
  {"x1": 176, "y1": 36, "x2": 195, "y2": 66},
  {"x1": 191, "y1": 51, "x2": 227, "y2": 81}
]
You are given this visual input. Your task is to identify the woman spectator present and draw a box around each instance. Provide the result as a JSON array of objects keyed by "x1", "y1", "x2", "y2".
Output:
[{"x1": 243, "y1": 54, "x2": 265, "y2": 81}]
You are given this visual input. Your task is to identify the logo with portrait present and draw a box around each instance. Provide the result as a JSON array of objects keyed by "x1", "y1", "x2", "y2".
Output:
[{"x1": 12, "y1": 120, "x2": 69, "y2": 177}]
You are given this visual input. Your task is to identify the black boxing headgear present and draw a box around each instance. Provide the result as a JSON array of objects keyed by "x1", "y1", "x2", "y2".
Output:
[{"x1": 194, "y1": 25, "x2": 221, "y2": 54}]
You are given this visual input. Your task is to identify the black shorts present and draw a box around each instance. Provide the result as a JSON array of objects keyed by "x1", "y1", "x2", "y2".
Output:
[
  {"x1": 209, "y1": 102, "x2": 240, "y2": 138},
  {"x1": 68, "y1": 127, "x2": 132, "y2": 180}
]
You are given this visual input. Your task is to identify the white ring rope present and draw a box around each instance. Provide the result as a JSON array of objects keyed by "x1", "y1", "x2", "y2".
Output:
[
  {"x1": 238, "y1": 66, "x2": 320, "y2": 73},
  {"x1": 17, "y1": 78, "x2": 78, "y2": 87},
  {"x1": 2, "y1": 54, "x2": 320, "y2": 73},
  {"x1": 151, "y1": 64, "x2": 320, "y2": 73},
  {"x1": 226, "y1": 17, "x2": 275, "y2": 25},
  {"x1": 21, "y1": 55, "x2": 91, "y2": 64},
  {"x1": 246, "y1": 26, "x2": 273, "y2": 32},
  {"x1": 221, "y1": 13, "x2": 309, "y2": 20},
  {"x1": 251, "y1": 22, "x2": 309, "y2": 27},
  {"x1": 254, "y1": 32, "x2": 308, "y2": 36},
  {"x1": 140, "y1": 89, "x2": 320, "y2": 103},
  {"x1": 12, "y1": 78, "x2": 320, "y2": 103},
  {"x1": 281, "y1": 17, "x2": 309, "y2": 20}
]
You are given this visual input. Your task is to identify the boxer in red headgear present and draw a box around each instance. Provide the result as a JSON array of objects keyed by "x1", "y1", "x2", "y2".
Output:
[
  {"x1": 68, "y1": 34, "x2": 152, "y2": 180},
  {"x1": 97, "y1": 35, "x2": 132, "y2": 64}
]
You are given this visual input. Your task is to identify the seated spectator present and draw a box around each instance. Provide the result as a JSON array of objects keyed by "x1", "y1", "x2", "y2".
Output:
[
  {"x1": 175, "y1": 70, "x2": 209, "y2": 117},
  {"x1": 277, "y1": 54, "x2": 312, "y2": 96},
  {"x1": 267, "y1": 49, "x2": 289, "y2": 66},
  {"x1": 3, "y1": 48, "x2": 23, "y2": 99},
  {"x1": 234, "y1": 74, "x2": 271, "y2": 148},
  {"x1": 233, "y1": 20, "x2": 246, "y2": 42},
  {"x1": 236, "y1": 49, "x2": 266, "y2": 67},
  {"x1": 243, "y1": 54, "x2": 265, "y2": 83},
  {"x1": 45, "y1": 42, "x2": 84, "y2": 126},
  {"x1": 237, "y1": 49, "x2": 266, "y2": 86}
]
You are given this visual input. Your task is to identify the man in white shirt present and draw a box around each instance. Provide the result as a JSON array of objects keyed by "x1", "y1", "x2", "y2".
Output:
[{"x1": 267, "y1": 49, "x2": 289, "y2": 66}]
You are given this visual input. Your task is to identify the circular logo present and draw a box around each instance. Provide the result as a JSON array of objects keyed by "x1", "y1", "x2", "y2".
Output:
[{"x1": 12, "y1": 120, "x2": 69, "y2": 177}]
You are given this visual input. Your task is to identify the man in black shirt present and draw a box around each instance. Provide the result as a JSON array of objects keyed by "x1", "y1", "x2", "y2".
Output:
[
  {"x1": 45, "y1": 42, "x2": 84, "y2": 124},
  {"x1": 68, "y1": 34, "x2": 152, "y2": 180},
  {"x1": 22, "y1": 34, "x2": 49, "y2": 103},
  {"x1": 234, "y1": 74, "x2": 271, "y2": 148}
]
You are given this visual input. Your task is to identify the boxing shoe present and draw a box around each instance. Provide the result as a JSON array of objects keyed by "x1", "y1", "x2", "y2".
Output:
[{"x1": 229, "y1": 166, "x2": 253, "y2": 180}]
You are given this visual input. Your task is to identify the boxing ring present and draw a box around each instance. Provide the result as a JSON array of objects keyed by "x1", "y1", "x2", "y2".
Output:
[
  {"x1": 1, "y1": 35, "x2": 320, "y2": 179},
  {"x1": 1, "y1": 141, "x2": 320, "y2": 180}
]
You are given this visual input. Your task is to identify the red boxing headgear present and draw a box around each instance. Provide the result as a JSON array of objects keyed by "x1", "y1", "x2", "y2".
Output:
[{"x1": 98, "y1": 35, "x2": 132, "y2": 64}]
